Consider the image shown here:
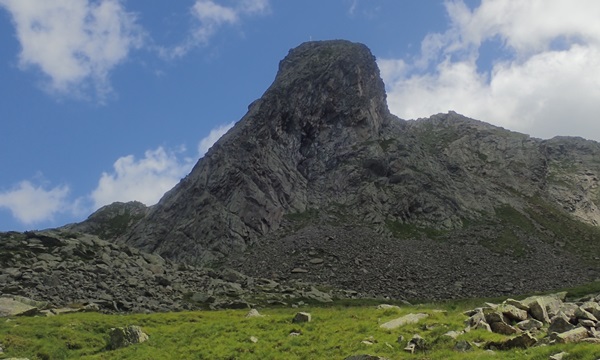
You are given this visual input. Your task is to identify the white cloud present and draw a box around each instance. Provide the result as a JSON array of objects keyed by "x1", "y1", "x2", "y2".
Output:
[
  {"x1": 0, "y1": 122, "x2": 237, "y2": 225},
  {"x1": 0, "y1": 180, "x2": 70, "y2": 225},
  {"x1": 381, "y1": 0, "x2": 600, "y2": 141},
  {"x1": 0, "y1": 0, "x2": 144, "y2": 100},
  {"x1": 198, "y1": 121, "x2": 235, "y2": 156},
  {"x1": 90, "y1": 147, "x2": 194, "y2": 209},
  {"x1": 162, "y1": 0, "x2": 270, "y2": 59},
  {"x1": 89, "y1": 121, "x2": 234, "y2": 210}
]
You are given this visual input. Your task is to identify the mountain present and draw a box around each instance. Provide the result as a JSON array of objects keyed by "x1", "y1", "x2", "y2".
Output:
[{"x1": 96, "y1": 40, "x2": 599, "y2": 300}]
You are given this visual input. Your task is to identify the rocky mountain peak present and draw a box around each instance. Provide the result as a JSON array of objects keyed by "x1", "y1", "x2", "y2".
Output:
[
  {"x1": 120, "y1": 40, "x2": 395, "y2": 264},
  {"x1": 265, "y1": 40, "x2": 389, "y2": 138}
]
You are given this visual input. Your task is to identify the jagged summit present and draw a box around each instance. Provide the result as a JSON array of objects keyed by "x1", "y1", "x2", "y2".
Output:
[
  {"x1": 264, "y1": 40, "x2": 389, "y2": 136},
  {"x1": 121, "y1": 40, "x2": 395, "y2": 264}
]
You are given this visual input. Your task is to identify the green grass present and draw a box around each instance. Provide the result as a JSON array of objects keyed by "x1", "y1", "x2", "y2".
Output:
[
  {"x1": 4, "y1": 290, "x2": 600, "y2": 359},
  {"x1": 525, "y1": 196, "x2": 600, "y2": 263}
]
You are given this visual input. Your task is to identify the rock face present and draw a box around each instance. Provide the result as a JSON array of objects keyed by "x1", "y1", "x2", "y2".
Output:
[
  {"x1": 69, "y1": 40, "x2": 600, "y2": 300},
  {"x1": 122, "y1": 40, "x2": 391, "y2": 264}
]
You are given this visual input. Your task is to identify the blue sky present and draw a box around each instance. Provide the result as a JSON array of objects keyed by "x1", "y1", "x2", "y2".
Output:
[{"x1": 1, "y1": 0, "x2": 599, "y2": 231}]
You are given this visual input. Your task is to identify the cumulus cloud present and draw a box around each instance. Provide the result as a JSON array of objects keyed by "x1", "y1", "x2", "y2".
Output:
[
  {"x1": 163, "y1": 0, "x2": 270, "y2": 58},
  {"x1": 90, "y1": 147, "x2": 194, "y2": 209},
  {"x1": 198, "y1": 121, "x2": 235, "y2": 156},
  {"x1": 0, "y1": 180, "x2": 71, "y2": 225},
  {"x1": 0, "y1": 0, "x2": 144, "y2": 100},
  {"x1": 380, "y1": 0, "x2": 600, "y2": 141},
  {"x1": 90, "y1": 122, "x2": 234, "y2": 210}
]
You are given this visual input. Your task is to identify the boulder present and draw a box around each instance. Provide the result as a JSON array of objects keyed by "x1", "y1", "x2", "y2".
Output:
[
  {"x1": 245, "y1": 309, "x2": 264, "y2": 318},
  {"x1": 406, "y1": 334, "x2": 426, "y2": 352},
  {"x1": 497, "y1": 304, "x2": 528, "y2": 321},
  {"x1": 486, "y1": 332, "x2": 537, "y2": 350},
  {"x1": 303, "y1": 286, "x2": 333, "y2": 303},
  {"x1": 472, "y1": 320, "x2": 492, "y2": 332},
  {"x1": 443, "y1": 330, "x2": 463, "y2": 339},
  {"x1": 490, "y1": 321, "x2": 520, "y2": 335},
  {"x1": 504, "y1": 299, "x2": 529, "y2": 311},
  {"x1": 548, "y1": 313, "x2": 576, "y2": 334},
  {"x1": 549, "y1": 351, "x2": 569, "y2": 360},
  {"x1": 516, "y1": 319, "x2": 543, "y2": 331},
  {"x1": 529, "y1": 299, "x2": 550, "y2": 324},
  {"x1": 550, "y1": 326, "x2": 589, "y2": 344},
  {"x1": 0, "y1": 296, "x2": 40, "y2": 317},
  {"x1": 454, "y1": 340, "x2": 472, "y2": 352},
  {"x1": 465, "y1": 309, "x2": 485, "y2": 327},
  {"x1": 581, "y1": 301, "x2": 600, "y2": 319},
  {"x1": 107, "y1": 325, "x2": 149, "y2": 350},
  {"x1": 579, "y1": 319, "x2": 596, "y2": 328},
  {"x1": 574, "y1": 307, "x2": 598, "y2": 322},
  {"x1": 380, "y1": 313, "x2": 428, "y2": 330},
  {"x1": 292, "y1": 312, "x2": 311, "y2": 323}
]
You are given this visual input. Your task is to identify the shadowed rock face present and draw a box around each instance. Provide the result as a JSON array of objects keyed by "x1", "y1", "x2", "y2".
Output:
[
  {"x1": 103, "y1": 40, "x2": 600, "y2": 300},
  {"x1": 121, "y1": 40, "x2": 394, "y2": 264}
]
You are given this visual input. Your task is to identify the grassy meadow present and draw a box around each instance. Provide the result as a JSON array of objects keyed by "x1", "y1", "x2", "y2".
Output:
[{"x1": 2, "y1": 285, "x2": 600, "y2": 360}]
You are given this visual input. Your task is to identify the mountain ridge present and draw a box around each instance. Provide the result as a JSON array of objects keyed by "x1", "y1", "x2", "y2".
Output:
[{"x1": 67, "y1": 39, "x2": 600, "y2": 300}]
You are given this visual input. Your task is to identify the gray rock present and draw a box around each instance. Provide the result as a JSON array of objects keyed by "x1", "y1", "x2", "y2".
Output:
[
  {"x1": 548, "y1": 313, "x2": 575, "y2": 334},
  {"x1": 291, "y1": 268, "x2": 308, "y2": 274},
  {"x1": 516, "y1": 319, "x2": 543, "y2": 331},
  {"x1": 407, "y1": 334, "x2": 426, "y2": 352},
  {"x1": 549, "y1": 351, "x2": 569, "y2": 360},
  {"x1": 454, "y1": 340, "x2": 472, "y2": 352},
  {"x1": 292, "y1": 312, "x2": 311, "y2": 323},
  {"x1": 0, "y1": 296, "x2": 40, "y2": 317},
  {"x1": 107, "y1": 325, "x2": 149, "y2": 350},
  {"x1": 498, "y1": 304, "x2": 528, "y2": 321},
  {"x1": 529, "y1": 299, "x2": 551, "y2": 324},
  {"x1": 575, "y1": 307, "x2": 598, "y2": 322},
  {"x1": 490, "y1": 321, "x2": 520, "y2": 335},
  {"x1": 380, "y1": 313, "x2": 428, "y2": 330},
  {"x1": 550, "y1": 326, "x2": 589, "y2": 343},
  {"x1": 443, "y1": 330, "x2": 463, "y2": 339},
  {"x1": 581, "y1": 301, "x2": 600, "y2": 319},
  {"x1": 245, "y1": 309, "x2": 264, "y2": 318},
  {"x1": 472, "y1": 320, "x2": 492, "y2": 332}
]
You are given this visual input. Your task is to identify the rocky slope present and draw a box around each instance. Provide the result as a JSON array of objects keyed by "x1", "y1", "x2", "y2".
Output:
[{"x1": 0, "y1": 230, "x2": 345, "y2": 314}]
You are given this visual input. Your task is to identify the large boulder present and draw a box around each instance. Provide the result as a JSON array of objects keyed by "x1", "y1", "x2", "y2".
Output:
[
  {"x1": 0, "y1": 296, "x2": 43, "y2": 317},
  {"x1": 550, "y1": 326, "x2": 589, "y2": 344},
  {"x1": 548, "y1": 313, "x2": 576, "y2": 334},
  {"x1": 107, "y1": 325, "x2": 149, "y2": 350},
  {"x1": 380, "y1": 313, "x2": 428, "y2": 330}
]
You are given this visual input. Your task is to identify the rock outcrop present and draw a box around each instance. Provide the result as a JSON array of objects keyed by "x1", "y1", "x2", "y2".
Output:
[{"x1": 464, "y1": 293, "x2": 600, "y2": 349}]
